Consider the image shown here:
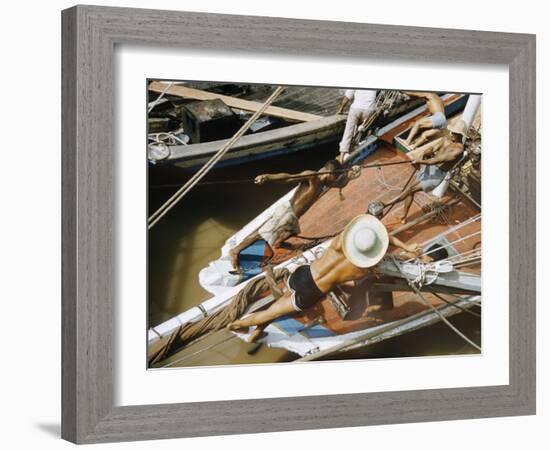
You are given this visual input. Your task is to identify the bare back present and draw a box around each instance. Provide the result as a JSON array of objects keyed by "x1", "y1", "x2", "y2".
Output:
[
  {"x1": 290, "y1": 176, "x2": 324, "y2": 217},
  {"x1": 310, "y1": 235, "x2": 371, "y2": 293},
  {"x1": 423, "y1": 92, "x2": 445, "y2": 115},
  {"x1": 437, "y1": 139, "x2": 464, "y2": 172},
  {"x1": 405, "y1": 91, "x2": 445, "y2": 115}
]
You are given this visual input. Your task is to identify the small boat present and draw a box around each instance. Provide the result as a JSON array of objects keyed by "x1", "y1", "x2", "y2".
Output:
[
  {"x1": 147, "y1": 82, "x2": 447, "y2": 170},
  {"x1": 147, "y1": 93, "x2": 480, "y2": 367}
]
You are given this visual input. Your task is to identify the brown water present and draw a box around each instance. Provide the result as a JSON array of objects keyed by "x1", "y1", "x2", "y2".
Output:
[
  {"x1": 148, "y1": 145, "x2": 480, "y2": 368},
  {"x1": 148, "y1": 144, "x2": 339, "y2": 366}
]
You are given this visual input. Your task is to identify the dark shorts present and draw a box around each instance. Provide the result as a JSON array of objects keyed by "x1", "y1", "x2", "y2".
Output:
[{"x1": 287, "y1": 265, "x2": 325, "y2": 311}]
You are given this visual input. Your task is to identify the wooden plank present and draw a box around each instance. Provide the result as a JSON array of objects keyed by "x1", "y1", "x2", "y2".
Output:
[
  {"x1": 149, "y1": 81, "x2": 322, "y2": 122},
  {"x1": 168, "y1": 115, "x2": 346, "y2": 163}
]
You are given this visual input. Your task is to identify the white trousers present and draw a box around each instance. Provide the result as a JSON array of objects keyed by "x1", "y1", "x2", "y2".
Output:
[{"x1": 339, "y1": 107, "x2": 372, "y2": 155}]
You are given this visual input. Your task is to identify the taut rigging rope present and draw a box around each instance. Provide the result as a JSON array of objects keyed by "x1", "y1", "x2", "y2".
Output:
[
  {"x1": 390, "y1": 257, "x2": 481, "y2": 352},
  {"x1": 150, "y1": 159, "x2": 414, "y2": 189}
]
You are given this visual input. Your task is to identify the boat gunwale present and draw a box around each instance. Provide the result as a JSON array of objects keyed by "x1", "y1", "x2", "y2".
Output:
[{"x1": 159, "y1": 115, "x2": 347, "y2": 163}]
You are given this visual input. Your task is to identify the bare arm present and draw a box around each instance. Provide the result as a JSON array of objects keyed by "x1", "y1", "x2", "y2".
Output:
[
  {"x1": 255, "y1": 170, "x2": 317, "y2": 185},
  {"x1": 336, "y1": 96, "x2": 351, "y2": 114},
  {"x1": 403, "y1": 91, "x2": 427, "y2": 99},
  {"x1": 389, "y1": 236, "x2": 420, "y2": 254},
  {"x1": 414, "y1": 146, "x2": 462, "y2": 166}
]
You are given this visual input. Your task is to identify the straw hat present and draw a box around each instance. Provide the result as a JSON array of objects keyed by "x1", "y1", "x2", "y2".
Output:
[
  {"x1": 447, "y1": 119, "x2": 468, "y2": 137},
  {"x1": 342, "y1": 214, "x2": 389, "y2": 268}
]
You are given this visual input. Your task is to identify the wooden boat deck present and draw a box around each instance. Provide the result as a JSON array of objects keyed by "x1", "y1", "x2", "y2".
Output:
[
  {"x1": 266, "y1": 143, "x2": 480, "y2": 337},
  {"x1": 148, "y1": 92, "x2": 481, "y2": 361}
]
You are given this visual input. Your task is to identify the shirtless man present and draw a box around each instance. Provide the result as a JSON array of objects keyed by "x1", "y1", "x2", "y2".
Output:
[
  {"x1": 227, "y1": 214, "x2": 421, "y2": 342},
  {"x1": 381, "y1": 120, "x2": 466, "y2": 224},
  {"x1": 403, "y1": 91, "x2": 447, "y2": 149},
  {"x1": 229, "y1": 160, "x2": 359, "y2": 271}
]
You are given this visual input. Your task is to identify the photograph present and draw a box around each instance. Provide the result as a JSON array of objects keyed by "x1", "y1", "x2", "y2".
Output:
[{"x1": 146, "y1": 80, "x2": 482, "y2": 369}]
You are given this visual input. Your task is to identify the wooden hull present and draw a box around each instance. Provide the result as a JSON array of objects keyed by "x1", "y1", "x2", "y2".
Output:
[{"x1": 161, "y1": 115, "x2": 347, "y2": 169}]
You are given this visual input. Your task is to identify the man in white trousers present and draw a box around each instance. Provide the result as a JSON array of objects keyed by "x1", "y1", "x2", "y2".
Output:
[{"x1": 336, "y1": 89, "x2": 378, "y2": 162}]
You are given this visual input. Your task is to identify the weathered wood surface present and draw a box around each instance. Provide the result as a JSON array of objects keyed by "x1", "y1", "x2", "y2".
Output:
[
  {"x1": 169, "y1": 115, "x2": 346, "y2": 167},
  {"x1": 149, "y1": 81, "x2": 322, "y2": 122}
]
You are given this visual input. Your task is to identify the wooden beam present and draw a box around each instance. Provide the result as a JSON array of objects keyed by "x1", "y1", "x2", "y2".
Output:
[
  {"x1": 149, "y1": 81, "x2": 322, "y2": 122},
  {"x1": 389, "y1": 198, "x2": 460, "y2": 236}
]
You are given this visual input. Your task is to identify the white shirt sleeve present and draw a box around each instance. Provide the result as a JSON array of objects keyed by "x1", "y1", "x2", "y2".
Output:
[{"x1": 344, "y1": 89, "x2": 355, "y2": 101}]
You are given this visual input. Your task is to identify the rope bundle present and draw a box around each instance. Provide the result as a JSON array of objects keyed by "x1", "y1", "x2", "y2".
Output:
[{"x1": 148, "y1": 268, "x2": 290, "y2": 366}]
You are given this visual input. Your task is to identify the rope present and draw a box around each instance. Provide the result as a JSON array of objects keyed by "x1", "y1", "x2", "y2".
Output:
[
  {"x1": 380, "y1": 168, "x2": 417, "y2": 219},
  {"x1": 147, "y1": 81, "x2": 174, "y2": 113},
  {"x1": 295, "y1": 232, "x2": 339, "y2": 242},
  {"x1": 418, "y1": 214, "x2": 481, "y2": 247},
  {"x1": 453, "y1": 258, "x2": 482, "y2": 269},
  {"x1": 360, "y1": 90, "x2": 398, "y2": 132},
  {"x1": 148, "y1": 86, "x2": 285, "y2": 229},
  {"x1": 390, "y1": 257, "x2": 481, "y2": 351},
  {"x1": 150, "y1": 159, "x2": 413, "y2": 189},
  {"x1": 444, "y1": 248, "x2": 481, "y2": 263},
  {"x1": 406, "y1": 230, "x2": 481, "y2": 263},
  {"x1": 431, "y1": 292, "x2": 481, "y2": 318},
  {"x1": 348, "y1": 90, "x2": 399, "y2": 149},
  {"x1": 295, "y1": 294, "x2": 480, "y2": 362},
  {"x1": 149, "y1": 131, "x2": 189, "y2": 146},
  {"x1": 375, "y1": 166, "x2": 407, "y2": 192},
  {"x1": 148, "y1": 267, "x2": 290, "y2": 366},
  {"x1": 291, "y1": 160, "x2": 414, "y2": 242}
]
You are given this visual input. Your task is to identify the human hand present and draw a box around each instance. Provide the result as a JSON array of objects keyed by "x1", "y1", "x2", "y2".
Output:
[
  {"x1": 254, "y1": 175, "x2": 268, "y2": 184},
  {"x1": 350, "y1": 165, "x2": 361, "y2": 178},
  {"x1": 407, "y1": 243, "x2": 422, "y2": 255}
]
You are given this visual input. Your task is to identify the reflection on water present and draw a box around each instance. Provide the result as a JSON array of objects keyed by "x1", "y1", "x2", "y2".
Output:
[
  {"x1": 148, "y1": 144, "x2": 338, "y2": 327},
  {"x1": 148, "y1": 144, "x2": 480, "y2": 368},
  {"x1": 148, "y1": 144, "x2": 339, "y2": 366}
]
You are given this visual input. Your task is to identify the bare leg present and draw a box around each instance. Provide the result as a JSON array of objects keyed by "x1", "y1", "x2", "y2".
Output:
[
  {"x1": 407, "y1": 137, "x2": 443, "y2": 161},
  {"x1": 405, "y1": 122, "x2": 421, "y2": 145},
  {"x1": 229, "y1": 230, "x2": 270, "y2": 270},
  {"x1": 227, "y1": 291, "x2": 297, "y2": 342},
  {"x1": 410, "y1": 128, "x2": 439, "y2": 149},
  {"x1": 405, "y1": 117, "x2": 431, "y2": 145},
  {"x1": 381, "y1": 181, "x2": 421, "y2": 209},
  {"x1": 248, "y1": 324, "x2": 268, "y2": 343},
  {"x1": 400, "y1": 189, "x2": 418, "y2": 223}
]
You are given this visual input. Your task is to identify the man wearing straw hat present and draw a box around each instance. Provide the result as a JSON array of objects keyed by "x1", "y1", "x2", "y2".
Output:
[
  {"x1": 228, "y1": 214, "x2": 420, "y2": 342},
  {"x1": 403, "y1": 91, "x2": 447, "y2": 149},
  {"x1": 380, "y1": 119, "x2": 467, "y2": 224}
]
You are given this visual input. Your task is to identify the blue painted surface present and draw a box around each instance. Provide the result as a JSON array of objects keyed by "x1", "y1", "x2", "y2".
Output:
[
  {"x1": 239, "y1": 239, "x2": 268, "y2": 280},
  {"x1": 274, "y1": 316, "x2": 336, "y2": 338},
  {"x1": 349, "y1": 140, "x2": 380, "y2": 166},
  {"x1": 445, "y1": 94, "x2": 469, "y2": 117}
]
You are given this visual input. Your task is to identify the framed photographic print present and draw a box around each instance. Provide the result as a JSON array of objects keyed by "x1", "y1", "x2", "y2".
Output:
[{"x1": 62, "y1": 5, "x2": 535, "y2": 444}]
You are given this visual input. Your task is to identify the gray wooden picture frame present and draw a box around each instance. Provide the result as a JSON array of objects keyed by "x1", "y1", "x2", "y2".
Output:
[{"x1": 61, "y1": 5, "x2": 536, "y2": 444}]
